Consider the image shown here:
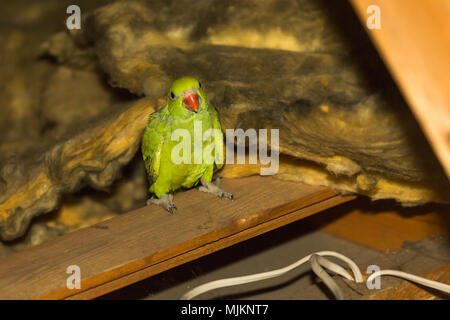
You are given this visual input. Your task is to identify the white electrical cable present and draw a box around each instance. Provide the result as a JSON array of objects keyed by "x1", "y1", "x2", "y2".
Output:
[
  {"x1": 181, "y1": 251, "x2": 362, "y2": 300},
  {"x1": 312, "y1": 254, "x2": 356, "y2": 281},
  {"x1": 367, "y1": 269, "x2": 450, "y2": 294},
  {"x1": 310, "y1": 254, "x2": 344, "y2": 300},
  {"x1": 181, "y1": 250, "x2": 450, "y2": 300}
]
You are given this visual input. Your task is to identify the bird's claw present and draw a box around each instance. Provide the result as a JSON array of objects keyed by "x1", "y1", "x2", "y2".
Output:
[
  {"x1": 166, "y1": 203, "x2": 177, "y2": 214},
  {"x1": 146, "y1": 193, "x2": 177, "y2": 214},
  {"x1": 219, "y1": 190, "x2": 234, "y2": 200},
  {"x1": 199, "y1": 178, "x2": 234, "y2": 201}
]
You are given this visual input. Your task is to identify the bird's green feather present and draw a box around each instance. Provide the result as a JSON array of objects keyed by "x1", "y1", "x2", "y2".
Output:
[{"x1": 141, "y1": 77, "x2": 225, "y2": 198}]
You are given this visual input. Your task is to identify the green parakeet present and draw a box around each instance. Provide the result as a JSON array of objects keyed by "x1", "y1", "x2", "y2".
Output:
[{"x1": 141, "y1": 77, "x2": 233, "y2": 213}]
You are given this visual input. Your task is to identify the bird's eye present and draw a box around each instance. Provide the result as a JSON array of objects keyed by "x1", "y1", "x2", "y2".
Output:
[
  {"x1": 170, "y1": 92, "x2": 175, "y2": 100},
  {"x1": 198, "y1": 82, "x2": 202, "y2": 89}
]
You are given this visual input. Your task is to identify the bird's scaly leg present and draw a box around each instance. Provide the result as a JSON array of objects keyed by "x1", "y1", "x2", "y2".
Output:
[
  {"x1": 146, "y1": 193, "x2": 177, "y2": 214},
  {"x1": 198, "y1": 177, "x2": 234, "y2": 200}
]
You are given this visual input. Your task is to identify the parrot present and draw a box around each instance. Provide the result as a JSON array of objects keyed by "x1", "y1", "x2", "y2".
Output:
[{"x1": 141, "y1": 76, "x2": 233, "y2": 213}]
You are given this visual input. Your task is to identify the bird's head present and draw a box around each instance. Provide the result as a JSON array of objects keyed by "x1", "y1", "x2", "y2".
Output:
[{"x1": 167, "y1": 77, "x2": 205, "y2": 118}]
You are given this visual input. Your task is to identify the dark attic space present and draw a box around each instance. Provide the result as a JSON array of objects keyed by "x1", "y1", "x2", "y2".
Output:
[{"x1": 0, "y1": 0, "x2": 448, "y2": 301}]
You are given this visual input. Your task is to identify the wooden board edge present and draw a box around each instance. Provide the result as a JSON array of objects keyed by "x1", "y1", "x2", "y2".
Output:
[{"x1": 62, "y1": 194, "x2": 355, "y2": 300}]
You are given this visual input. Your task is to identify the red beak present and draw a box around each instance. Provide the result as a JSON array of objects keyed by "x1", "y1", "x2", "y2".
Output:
[{"x1": 183, "y1": 93, "x2": 199, "y2": 112}]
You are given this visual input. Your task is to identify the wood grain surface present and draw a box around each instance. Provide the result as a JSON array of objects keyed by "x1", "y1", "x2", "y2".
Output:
[
  {"x1": 351, "y1": 0, "x2": 450, "y2": 178},
  {"x1": 0, "y1": 176, "x2": 354, "y2": 299},
  {"x1": 307, "y1": 197, "x2": 450, "y2": 251}
]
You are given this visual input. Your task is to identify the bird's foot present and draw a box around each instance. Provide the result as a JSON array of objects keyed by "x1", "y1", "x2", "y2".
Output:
[
  {"x1": 198, "y1": 178, "x2": 234, "y2": 200},
  {"x1": 146, "y1": 193, "x2": 177, "y2": 214}
]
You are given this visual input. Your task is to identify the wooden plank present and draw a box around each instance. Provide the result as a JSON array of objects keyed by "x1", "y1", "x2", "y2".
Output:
[
  {"x1": 0, "y1": 176, "x2": 354, "y2": 300},
  {"x1": 367, "y1": 262, "x2": 450, "y2": 300},
  {"x1": 307, "y1": 198, "x2": 450, "y2": 251},
  {"x1": 68, "y1": 194, "x2": 352, "y2": 300},
  {"x1": 350, "y1": 0, "x2": 450, "y2": 178}
]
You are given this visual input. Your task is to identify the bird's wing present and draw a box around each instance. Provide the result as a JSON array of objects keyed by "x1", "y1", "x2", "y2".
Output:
[
  {"x1": 142, "y1": 109, "x2": 167, "y2": 185},
  {"x1": 208, "y1": 106, "x2": 225, "y2": 170}
]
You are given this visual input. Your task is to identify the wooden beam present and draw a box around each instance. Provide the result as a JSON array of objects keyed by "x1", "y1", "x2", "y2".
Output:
[
  {"x1": 350, "y1": 0, "x2": 450, "y2": 178},
  {"x1": 307, "y1": 197, "x2": 450, "y2": 251},
  {"x1": 0, "y1": 176, "x2": 354, "y2": 300}
]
